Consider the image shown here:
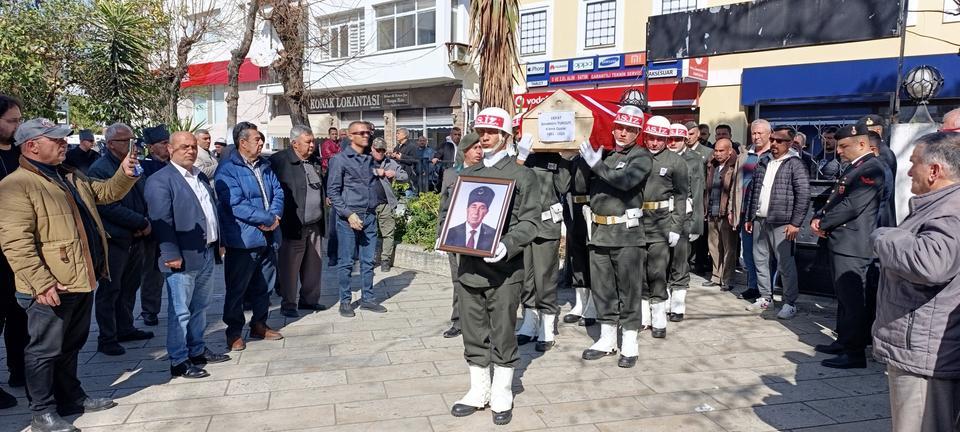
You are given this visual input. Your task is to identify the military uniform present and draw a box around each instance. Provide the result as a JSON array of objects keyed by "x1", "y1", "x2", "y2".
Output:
[
  {"x1": 666, "y1": 148, "x2": 705, "y2": 319},
  {"x1": 516, "y1": 153, "x2": 571, "y2": 349},
  {"x1": 640, "y1": 148, "x2": 688, "y2": 334},
  {"x1": 686, "y1": 143, "x2": 712, "y2": 272},
  {"x1": 814, "y1": 132, "x2": 885, "y2": 367},
  {"x1": 437, "y1": 168, "x2": 463, "y2": 334},
  {"x1": 562, "y1": 158, "x2": 596, "y2": 324}
]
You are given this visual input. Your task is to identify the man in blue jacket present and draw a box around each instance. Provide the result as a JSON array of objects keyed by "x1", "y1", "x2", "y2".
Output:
[
  {"x1": 327, "y1": 121, "x2": 388, "y2": 318},
  {"x1": 214, "y1": 122, "x2": 285, "y2": 351},
  {"x1": 87, "y1": 123, "x2": 155, "y2": 356},
  {"x1": 146, "y1": 132, "x2": 230, "y2": 379}
]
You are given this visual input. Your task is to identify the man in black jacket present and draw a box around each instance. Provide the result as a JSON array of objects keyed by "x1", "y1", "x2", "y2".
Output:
[
  {"x1": 743, "y1": 126, "x2": 809, "y2": 320},
  {"x1": 392, "y1": 128, "x2": 420, "y2": 195},
  {"x1": 811, "y1": 124, "x2": 886, "y2": 369},
  {"x1": 64, "y1": 129, "x2": 99, "y2": 174},
  {"x1": 270, "y1": 126, "x2": 328, "y2": 318},
  {"x1": 87, "y1": 123, "x2": 155, "y2": 355}
]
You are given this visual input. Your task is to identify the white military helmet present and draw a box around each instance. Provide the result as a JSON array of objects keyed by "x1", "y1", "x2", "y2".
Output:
[
  {"x1": 512, "y1": 113, "x2": 522, "y2": 129},
  {"x1": 474, "y1": 107, "x2": 513, "y2": 135},
  {"x1": 645, "y1": 115, "x2": 672, "y2": 137},
  {"x1": 613, "y1": 105, "x2": 645, "y2": 129},
  {"x1": 669, "y1": 123, "x2": 688, "y2": 138}
]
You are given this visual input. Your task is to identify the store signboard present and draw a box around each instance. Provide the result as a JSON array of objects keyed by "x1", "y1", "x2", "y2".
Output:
[
  {"x1": 307, "y1": 90, "x2": 410, "y2": 112},
  {"x1": 525, "y1": 52, "x2": 682, "y2": 88}
]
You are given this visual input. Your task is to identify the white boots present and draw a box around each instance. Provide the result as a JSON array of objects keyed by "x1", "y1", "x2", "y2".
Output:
[
  {"x1": 641, "y1": 299, "x2": 651, "y2": 328},
  {"x1": 582, "y1": 323, "x2": 618, "y2": 360},
  {"x1": 490, "y1": 365, "x2": 514, "y2": 425},
  {"x1": 567, "y1": 287, "x2": 588, "y2": 317},
  {"x1": 516, "y1": 308, "x2": 539, "y2": 343},
  {"x1": 451, "y1": 364, "x2": 513, "y2": 425},
  {"x1": 536, "y1": 313, "x2": 557, "y2": 352},
  {"x1": 651, "y1": 301, "x2": 667, "y2": 338},
  {"x1": 670, "y1": 289, "x2": 687, "y2": 320},
  {"x1": 453, "y1": 365, "x2": 491, "y2": 409}
]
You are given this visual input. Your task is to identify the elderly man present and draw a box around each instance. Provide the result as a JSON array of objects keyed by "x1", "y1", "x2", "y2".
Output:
[
  {"x1": 704, "y1": 139, "x2": 740, "y2": 290},
  {"x1": 729, "y1": 119, "x2": 773, "y2": 301},
  {"x1": 138, "y1": 124, "x2": 171, "y2": 327},
  {"x1": 743, "y1": 126, "x2": 809, "y2": 319},
  {"x1": 328, "y1": 121, "x2": 388, "y2": 318},
  {"x1": 64, "y1": 129, "x2": 99, "y2": 174},
  {"x1": 146, "y1": 132, "x2": 230, "y2": 379},
  {"x1": 872, "y1": 132, "x2": 960, "y2": 431},
  {"x1": 269, "y1": 125, "x2": 328, "y2": 317},
  {"x1": 88, "y1": 123, "x2": 155, "y2": 356},
  {"x1": 392, "y1": 128, "x2": 420, "y2": 195},
  {"x1": 215, "y1": 122, "x2": 285, "y2": 351},
  {"x1": 193, "y1": 128, "x2": 218, "y2": 179},
  {"x1": 942, "y1": 108, "x2": 960, "y2": 132},
  {"x1": 0, "y1": 118, "x2": 140, "y2": 432},
  {"x1": 370, "y1": 138, "x2": 408, "y2": 271}
]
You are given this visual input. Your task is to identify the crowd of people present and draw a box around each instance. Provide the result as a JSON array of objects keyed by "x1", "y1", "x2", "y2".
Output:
[{"x1": 0, "y1": 89, "x2": 958, "y2": 430}]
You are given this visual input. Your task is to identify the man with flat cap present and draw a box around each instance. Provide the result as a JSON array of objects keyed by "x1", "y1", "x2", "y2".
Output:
[
  {"x1": 64, "y1": 129, "x2": 99, "y2": 174},
  {"x1": 138, "y1": 124, "x2": 170, "y2": 327},
  {"x1": 444, "y1": 186, "x2": 498, "y2": 251},
  {"x1": 858, "y1": 115, "x2": 897, "y2": 225},
  {"x1": 811, "y1": 124, "x2": 886, "y2": 369}
]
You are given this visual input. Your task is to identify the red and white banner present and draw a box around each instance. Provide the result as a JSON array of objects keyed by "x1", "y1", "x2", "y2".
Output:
[
  {"x1": 682, "y1": 57, "x2": 710, "y2": 85},
  {"x1": 181, "y1": 58, "x2": 262, "y2": 88}
]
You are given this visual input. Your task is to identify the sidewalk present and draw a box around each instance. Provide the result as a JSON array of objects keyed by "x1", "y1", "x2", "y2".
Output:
[{"x1": 0, "y1": 265, "x2": 891, "y2": 431}]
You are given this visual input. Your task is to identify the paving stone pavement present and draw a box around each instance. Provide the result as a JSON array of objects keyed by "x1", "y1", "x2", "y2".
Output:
[{"x1": 0, "y1": 263, "x2": 892, "y2": 431}]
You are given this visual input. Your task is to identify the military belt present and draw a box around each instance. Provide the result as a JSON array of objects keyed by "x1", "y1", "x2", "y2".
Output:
[
  {"x1": 572, "y1": 195, "x2": 590, "y2": 204},
  {"x1": 591, "y1": 214, "x2": 629, "y2": 225},
  {"x1": 642, "y1": 200, "x2": 671, "y2": 210}
]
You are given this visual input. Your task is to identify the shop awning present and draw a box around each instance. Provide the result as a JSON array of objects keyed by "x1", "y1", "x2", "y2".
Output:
[
  {"x1": 741, "y1": 53, "x2": 960, "y2": 106},
  {"x1": 518, "y1": 83, "x2": 700, "y2": 110},
  {"x1": 181, "y1": 58, "x2": 262, "y2": 89}
]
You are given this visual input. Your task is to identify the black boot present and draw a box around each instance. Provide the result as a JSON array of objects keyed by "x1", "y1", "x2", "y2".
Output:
[
  {"x1": 451, "y1": 403, "x2": 483, "y2": 417},
  {"x1": 0, "y1": 387, "x2": 16, "y2": 409},
  {"x1": 492, "y1": 408, "x2": 512, "y2": 425},
  {"x1": 31, "y1": 413, "x2": 79, "y2": 432}
]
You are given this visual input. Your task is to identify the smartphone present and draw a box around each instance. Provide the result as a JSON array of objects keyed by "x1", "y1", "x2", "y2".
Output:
[{"x1": 129, "y1": 139, "x2": 143, "y2": 177}]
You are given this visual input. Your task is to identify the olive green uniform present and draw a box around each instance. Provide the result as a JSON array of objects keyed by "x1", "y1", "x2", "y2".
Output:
[
  {"x1": 520, "y1": 153, "x2": 572, "y2": 316},
  {"x1": 437, "y1": 168, "x2": 462, "y2": 330},
  {"x1": 667, "y1": 149, "x2": 706, "y2": 313},
  {"x1": 575, "y1": 144, "x2": 652, "y2": 331},
  {"x1": 567, "y1": 160, "x2": 592, "y2": 289},
  {"x1": 456, "y1": 154, "x2": 540, "y2": 368},
  {"x1": 687, "y1": 144, "x2": 713, "y2": 271},
  {"x1": 642, "y1": 149, "x2": 689, "y2": 305}
]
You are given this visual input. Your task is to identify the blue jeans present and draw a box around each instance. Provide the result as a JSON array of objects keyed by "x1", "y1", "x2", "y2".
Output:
[
  {"x1": 336, "y1": 213, "x2": 377, "y2": 304},
  {"x1": 165, "y1": 248, "x2": 214, "y2": 366},
  {"x1": 740, "y1": 224, "x2": 758, "y2": 290}
]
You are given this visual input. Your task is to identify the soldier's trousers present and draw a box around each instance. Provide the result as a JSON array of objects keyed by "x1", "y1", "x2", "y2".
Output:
[
  {"x1": 460, "y1": 280, "x2": 521, "y2": 368},
  {"x1": 643, "y1": 241, "x2": 670, "y2": 303},
  {"x1": 830, "y1": 251, "x2": 878, "y2": 354},
  {"x1": 520, "y1": 238, "x2": 560, "y2": 315},
  {"x1": 139, "y1": 238, "x2": 164, "y2": 319},
  {"x1": 567, "y1": 203, "x2": 591, "y2": 288},
  {"x1": 668, "y1": 236, "x2": 691, "y2": 294},
  {"x1": 448, "y1": 253, "x2": 461, "y2": 329},
  {"x1": 589, "y1": 245, "x2": 645, "y2": 331}
]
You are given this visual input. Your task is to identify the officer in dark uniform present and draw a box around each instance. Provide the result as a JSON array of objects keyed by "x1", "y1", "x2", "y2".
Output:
[
  {"x1": 683, "y1": 121, "x2": 713, "y2": 274},
  {"x1": 577, "y1": 105, "x2": 652, "y2": 369},
  {"x1": 639, "y1": 116, "x2": 689, "y2": 338},
  {"x1": 515, "y1": 136, "x2": 571, "y2": 352},
  {"x1": 667, "y1": 123, "x2": 705, "y2": 322},
  {"x1": 858, "y1": 115, "x2": 897, "y2": 226},
  {"x1": 810, "y1": 124, "x2": 885, "y2": 369},
  {"x1": 562, "y1": 157, "x2": 597, "y2": 326},
  {"x1": 448, "y1": 107, "x2": 538, "y2": 426}
]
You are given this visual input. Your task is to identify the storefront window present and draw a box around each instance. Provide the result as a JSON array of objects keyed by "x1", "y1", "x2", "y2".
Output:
[{"x1": 376, "y1": 0, "x2": 437, "y2": 51}]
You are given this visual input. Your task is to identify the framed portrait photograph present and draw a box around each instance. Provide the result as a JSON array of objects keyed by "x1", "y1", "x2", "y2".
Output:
[{"x1": 438, "y1": 176, "x2": 516, "y2": 258}]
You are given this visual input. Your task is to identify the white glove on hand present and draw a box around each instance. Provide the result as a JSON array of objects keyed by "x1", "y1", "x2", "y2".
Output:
[
  {"x1": 483, "y1": 242, "x2": 507, "y2": 263},
  {"x1": 668, "y1": 232, "x2": 680, "y2": 247},
  {"x1": 688, "y1": 233, "x2": 700, "y2": 242},
  {"x1": 516, "y1": 134, "x2": 534, "y2": 161},
  {"x1": 579, "y1": 141, "x2": 602, "y2": 168}
]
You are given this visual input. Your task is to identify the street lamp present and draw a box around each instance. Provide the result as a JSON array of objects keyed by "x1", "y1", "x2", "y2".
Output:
[
  {"x1": 903, "y1": 65, "x2": 943, "y2": 123},
  {"x1": 620, "y1": 88, "x2": 647, "y2": 109}
]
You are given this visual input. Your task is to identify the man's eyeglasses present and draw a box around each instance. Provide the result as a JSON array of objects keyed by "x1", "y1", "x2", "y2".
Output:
[
  {"x1": 769, "y1": 137, "x2": 792, "y2": 144},
  {"x1": 351, "y1": 131, "x2": 371, "y2": 136},
  {"x1": 373, "y1": 148, "x2": 386, "y2": 153}
]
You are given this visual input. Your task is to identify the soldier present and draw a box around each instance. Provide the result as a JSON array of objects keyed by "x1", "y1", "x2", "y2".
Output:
[
  {"x1": 665, "y1": 123, "x2": 705, "y2": 322},
  {"x1": 448, "y1": 107, "x2": 539, "y2": 426},
  {"x1": 810, "y1": 124, "x2": 885, "y2": 369},
  {"x1": 562, "y1": 155, "x2": 598, "y2": 327},
  {"x1": 684, "y1": 121, "x2": 712, "y2": 275},
  {"x1": 577, "y1": 105, "x2": 652, "y2": 369},
  {"x1": 638, "y1": 116, "x2": 688, "y2": 338}
]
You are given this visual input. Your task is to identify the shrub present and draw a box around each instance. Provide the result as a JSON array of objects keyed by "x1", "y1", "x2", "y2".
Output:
[{"x1": 398, "y1": 192, "x2": 441, "y2": 249}]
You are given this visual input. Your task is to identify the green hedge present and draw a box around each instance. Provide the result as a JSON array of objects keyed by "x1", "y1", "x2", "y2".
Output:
[{"x1": 395, "y1": 191, "x2": 441, "y2": 249}]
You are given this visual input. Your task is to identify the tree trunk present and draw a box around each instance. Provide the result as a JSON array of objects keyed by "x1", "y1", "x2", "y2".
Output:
[
  {"x1": 268, "y1": 0, "x2": 310, "y2": 130},
  {"x1": 226, "y1": 0, "x2": 260, "y2": 131}
]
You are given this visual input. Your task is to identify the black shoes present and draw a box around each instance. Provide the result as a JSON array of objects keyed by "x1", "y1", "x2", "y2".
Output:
[
  {"x1": 492, "y1": 409, "x2": 512, "y2": 425},
  {"x1": 0, "y1": 387, "x2": 16, "y2": 409},
  {"x1": 8, "y1": 371, "x2": 24, "y2": 388},
  {"x1": 736, "y1": 289, "x2": 760, "y2": 300},
  {"x1": 171, "y1": 361, "x2": 210, "y2": 379},
  {"x1": 821, "y1": 353, "x2": 867, "y2": 369},
  {"x1": 814, "y1": 341, "x2": 845, "y2": 355},
  {"x1": 669, "y1": 313, "x2": 684, "y2": 322},
  {"x1": 189, "y1": 348, "x2": 231, "y2": 366},
  {"x1": 720, "y1": 284, "x2": 734, "y2": 292},
  {"x1": 31, "y1": 413, "x2": 78, "y2": 432},
  {"x1": 516, "y1": 334, "x2": 536, "y2": 345},
  {"x1": 582, "y1": 349, "x2": 615, "y2": 360},
  {"x1": 443, "y1": 326, "x2": 462, "y2": 338},
  {"x1": 701, "y1": 281, "x2": 718, "y2": 287},
  {"x1": 98, "y1": 342, "x2": 126, "y2": 356},
  {"x1": 562, "y1": 314, "x2": 581, "y2": 324},
  {"x1": 618, "y1": 355, "x2": 638, "y2": 368},
  {"x1": 339, "y1": 302, "x2": 356, "y2": 318},
  {"x1": 280, "y1": 308, "x2": 299, "y2": 318},
  {"x1": 298, "y1": 302, "x2": 327, "y2": 311},
  {"x1": 535, "y1": 341, "x2": 555, "y2": 352},
  {"x1": 579, "y1": 318, "x2": 597, "y2": 327},
  {"x1": 58, "y1": 397, "x2": 117, "y2": 416},
  {"x1": 651, "y1": 328, "x2": 667, "y2": 338},
  {"x1": 141, "y1": 313, "x2": 159, "y2": 326},
  {"x1": 359, "y1": 301, "x2": 388, "y2": 313},
  {"x1": 451, "y1": 403, "x2": 483, "y2": 417},
  {"x1": 117, "y1": 329, "x2": 154, "y2": 342}
]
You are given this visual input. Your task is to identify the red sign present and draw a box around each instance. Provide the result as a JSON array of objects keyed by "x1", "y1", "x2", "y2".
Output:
[
  {"x1": 181, "y1": 58, "x2": 262, "y2": 88},
  {"x1": 549, "y1": 68, "x2": 644, "y2": 84},
  {"x1": 517, "y1": 83, "x2": 701, "y2": 111},
  {"x1": 684, "y1": 57, "x2": 709, "y2": 84},
  {"x1": 624, "y1": 52, "x2": 647, "y2": 67}
]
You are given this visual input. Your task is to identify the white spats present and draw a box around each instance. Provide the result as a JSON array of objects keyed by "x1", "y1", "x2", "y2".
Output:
[
  {"x1": 621, "y1": 329, "x2": 639, "y2": 357},
  {"x1": 651, "y1": 301, "x2": 668, "y2": 329},
  {"x1": 455, "y1": 365, "x2": 491, "y2": 408},
  {"x1": 589, "y1": 323, "x2": 618, "y2": 353},
  {"x1": 539, "y1": 313, "x2": 557, "y2": 342},
  {"x1": 641, "y1": 299, "x2": 651, "y2": 327},
  {"x1": 670, "y1": 289, "x2": 687, "y2": 315},
  {"x1": 489, "y1": 365, "x2": 514, "y2": 412}
]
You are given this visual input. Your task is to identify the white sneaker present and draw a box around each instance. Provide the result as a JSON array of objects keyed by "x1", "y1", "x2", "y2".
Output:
[
  {"x1": 777, "y1": 304, "x2": 797, "y2": 320},
  {"x1": 745, "y1": 297, "x2": 771, "y2": 311}
]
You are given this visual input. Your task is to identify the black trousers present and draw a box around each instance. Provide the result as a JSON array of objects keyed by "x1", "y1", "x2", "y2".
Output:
[
  {"x1": 689, "y1": 221, "x2": 711, "y2": 272},
  {"x1": 643, "y1": 241, "x2": 670, "y2": 303},
  {"x1": 96, "y1": 239, "x2": 143, "y2": 345},
  {"x1": 25, "y1": 292, "x2": 93, "y2": 414},
  {"x1": 223, "y1": 246, "x2": 276, "y2": 338},
  {"x1": 0, "y1": 254, "x2": 27, "y2": 380},
  {"x1": 448, "y1": 253, "x2": 461, "y2": 329},
  {"x1": 829, "y1": 251, "x2": 878, "y2": 354},
  {"x1": 520, "y1": 238, "x2": 561, "y2": 315},
  {"x1": 139, "y1": 238, "x2": 164, "y2": 318},
  {"x1": 589, "y1": 245, "x2": 645, "y2": 330},
  {"x1": 567, "y1": 203, "x2": 591, "y2": 288},
  {"x1": 668, "y1": 237, "x2": 691, "y2": 293},
  {"x1": 460, "y1": 280, "x2": 521, "y2": 368}
]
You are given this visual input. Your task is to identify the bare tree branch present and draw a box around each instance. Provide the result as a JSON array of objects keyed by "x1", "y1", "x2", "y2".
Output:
[{"x1": 227, "y1": 0, "x2": 261, "y2": 130}]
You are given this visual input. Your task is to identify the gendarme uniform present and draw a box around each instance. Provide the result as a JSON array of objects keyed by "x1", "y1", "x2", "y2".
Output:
[
  {"x1": 667, "y1": 124, "x2": 706, "y2": 321},
  {"x1": 640, "y1": 117, "x2": 689, "y2": 339},
  {"x1": 516, "y1": 152, "x2": 571, "y2": 352},
  {"x1": 563, "y1": 157, "x2": 597, "y2": 325},
  {"x1": 577, "y1": 105, "x2": 652, "y2": 367}
]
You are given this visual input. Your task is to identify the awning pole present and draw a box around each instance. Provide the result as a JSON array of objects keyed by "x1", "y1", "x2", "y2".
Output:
[
  {"x1": 891, "y1": 0, "x2": 909, "y2": 124},
  {"x1": 643, "y1": 21, "x2": 651, "y2": 111}
]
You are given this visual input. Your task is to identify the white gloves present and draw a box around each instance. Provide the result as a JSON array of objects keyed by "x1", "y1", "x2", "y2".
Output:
[
  {"x1": 579, "y1": 141, "x2": 602, "y2": 168},
  {"x1": 484, "y1": 242, "x2": 507, "y2": 263},
  {"x1": 668, "y1": 232, "x2": 680, "y2": 247},
  {"x1": 689, "y1": 233, "x2": 700, "y2": 242},
  {"x1": 516, "y1": 134, "x2": 534, "y2": 162}
]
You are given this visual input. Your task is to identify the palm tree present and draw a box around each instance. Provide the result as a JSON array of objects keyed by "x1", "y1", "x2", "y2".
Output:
[{"x1": 469, "y1": 0, "x2": 521, "y2": 114}]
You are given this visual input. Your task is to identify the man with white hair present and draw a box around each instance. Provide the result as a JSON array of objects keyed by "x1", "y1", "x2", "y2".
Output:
[
  {"x1": 729, "y1": 119, "x2": 773, "y2": 301},
  {"x1": 941, "y1": 107, "x2": 960, "y2": 132}
]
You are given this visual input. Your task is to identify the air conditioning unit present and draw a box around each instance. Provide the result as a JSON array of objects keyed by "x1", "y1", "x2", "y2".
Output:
[{"x1": 446, "y1": 42, "x2": 471, "y2": 66}]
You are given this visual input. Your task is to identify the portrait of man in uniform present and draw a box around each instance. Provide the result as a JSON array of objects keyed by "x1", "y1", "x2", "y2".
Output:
[{"x1": 439, "y1": 176, "x2": 515, "y2": 257}]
